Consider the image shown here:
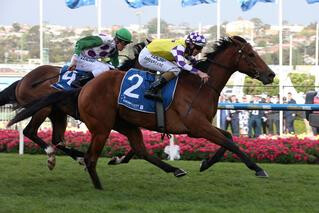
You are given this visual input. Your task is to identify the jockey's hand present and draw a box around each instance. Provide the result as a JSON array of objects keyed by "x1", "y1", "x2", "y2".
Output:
[
  {"x1": 68, "y1": 54, "x2": 78, "y2": 71},
  {"x1": 197, "y1": 70, "x2": 209, "y2": 83},
  {"x1": 68, "y1": 64, "x2": 76, "y2": 71}
]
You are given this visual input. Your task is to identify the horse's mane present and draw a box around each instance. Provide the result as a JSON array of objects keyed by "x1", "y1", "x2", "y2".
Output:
[
  {"x1": 205, "y1": 36, "x2": 247, "y2": 60},
  {"x1": 194, "y1": 36, "x2": 247, "y2": 72}
]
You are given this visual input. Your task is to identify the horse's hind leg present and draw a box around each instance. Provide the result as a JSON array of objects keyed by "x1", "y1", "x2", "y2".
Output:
[
  {"x1": 192, "y1": 122, "x2": 268, "y2": 177},
  {"x1": 22, "y1": 108, "x2": 57, "y2": 170},
  {"x1": 200, "y1": 128, "x2": 230, "y2": 172},
  {"x1": 49, "y1": 110, "x2": 85, "y2": 165},
  {"x1": 115, "y1": 121, "x2": 187, "y2": 177}
]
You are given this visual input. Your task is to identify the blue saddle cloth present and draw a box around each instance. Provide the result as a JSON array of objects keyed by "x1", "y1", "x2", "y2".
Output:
[
  {"x1": 51, "y1": 65, "x2": 90, "y2": 91},
  {"x1": 118, "y1": 68, "x2": 178, "y2": 113}
]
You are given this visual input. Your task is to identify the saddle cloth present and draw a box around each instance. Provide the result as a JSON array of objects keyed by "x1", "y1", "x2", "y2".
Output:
[
  {"x1": 51, "y1": 65, "x2": 90, "y2": 91},
  {"x1": 118, "y1": 68, "x2": 178, "y2": 113}
]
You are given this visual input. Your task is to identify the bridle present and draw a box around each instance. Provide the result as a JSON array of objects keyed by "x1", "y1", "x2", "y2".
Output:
[
  {"x1": 205, "y1": 40, "x2": 261, "y2": 80},
  {"x1": 184, "y1": 39, "x2": 262, "y2": 117}
]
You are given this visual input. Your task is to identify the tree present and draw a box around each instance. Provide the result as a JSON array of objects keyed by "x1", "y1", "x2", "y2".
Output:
[
  {"x1": 146, "y1": 18, "x2": 169, "y2": 35},
  {"x1": 289, "y1": 73, "x2": 315, "y2": 93},
  {"x1": 250, "y1": 18, "x2": 263, "y2": 30},
  {"x1": 244, "y1": 76, "x2": 279, "y2": 96},
  {"x1": 207, "y1": 25, "x2": 226, "y2": 41},
  {"x1": 25, "y1": 26, "x2": 40, "y2": 59},
  {"x1": 12, "y1": 22, "x2": 21, "y2": 32}
]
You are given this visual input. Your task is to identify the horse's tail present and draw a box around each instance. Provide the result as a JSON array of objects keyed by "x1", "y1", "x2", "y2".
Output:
[
  {"x1": 0, "y1": 80, "x2": 19, "y2": 106},
  {"x1": 7, "y1": 89, "x2": 81, "y2": 127}
]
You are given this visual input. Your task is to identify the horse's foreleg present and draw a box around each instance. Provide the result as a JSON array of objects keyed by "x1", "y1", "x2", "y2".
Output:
[
  {"x1": 108, "y1": 149, "x2": 134, "y2": 165},
  {"x1": 116, "y1": 122, "x2": 186, "y2": 177},
  {"x1": 200, "y1": 128, "x2": 231, "y2": 172},
  {"x1": 85, "y1": 132, "x2": 109, "y2": 190},
  {"x1": 23, "y1": 109, "x2": 57, "y2": 170},
  {"x1": 50, "y1": 111, "x2": 85, "y2": 165},
  {"x1": 192, "y1": 121, "x2": 268, "y2": 177}
]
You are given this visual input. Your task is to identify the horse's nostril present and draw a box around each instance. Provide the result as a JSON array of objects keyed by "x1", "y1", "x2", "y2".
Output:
[{"x1": 269, "y1": 72, "x2": 276, "y2": 78}]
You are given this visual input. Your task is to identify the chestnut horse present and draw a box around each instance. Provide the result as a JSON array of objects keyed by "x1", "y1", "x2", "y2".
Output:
[
  {"x1": 9, "y1": 36, "x2": 275, "y2": 189},
  {"x1": 1, "y1": 42, "x2": 146, "y2": 169}
]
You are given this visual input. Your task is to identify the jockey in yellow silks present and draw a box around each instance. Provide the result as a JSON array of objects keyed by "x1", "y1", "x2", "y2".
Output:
[{"x1": 138, "y1": 32, "x2": 209, "y2": 101}]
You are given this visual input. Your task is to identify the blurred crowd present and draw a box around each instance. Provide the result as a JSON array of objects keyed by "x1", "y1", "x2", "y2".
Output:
[{"x1": 218, "y1": 92, "x2": 312, "y2": 138}]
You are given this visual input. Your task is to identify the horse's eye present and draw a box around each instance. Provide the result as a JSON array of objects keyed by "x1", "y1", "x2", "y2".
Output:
[{"x1": 248, "y1": 53, "x2": 255, "y2": 57}]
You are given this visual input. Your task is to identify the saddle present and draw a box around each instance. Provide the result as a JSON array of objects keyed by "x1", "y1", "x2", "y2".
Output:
[
  {"x1": 118, "y1": 68, "x2": 178, "y2": 133},
  {"x1": 51, "y1": 65, "x2": 92, "y2": 91}
]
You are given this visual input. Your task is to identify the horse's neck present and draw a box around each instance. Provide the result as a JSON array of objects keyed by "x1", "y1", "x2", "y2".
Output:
[
  {"x1": 207, "y1": 48, "x2": 240, "y2": 95},
  {"x1": 208, "y1": 66, "x2": 234, "y2": 95}
]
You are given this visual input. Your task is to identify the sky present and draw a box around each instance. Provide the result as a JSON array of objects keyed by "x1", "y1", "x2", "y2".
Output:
[{"x1": 1, "y1": 0, "x2": 319, "y2": 28}]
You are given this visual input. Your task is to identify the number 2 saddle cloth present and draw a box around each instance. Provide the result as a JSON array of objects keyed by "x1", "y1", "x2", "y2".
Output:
[
  {"x1": 118, "y1": 68, "x2": 179, "y2": 113},
  {"x1": 51, "y1": 65, "x2": 90, "y2": 91}
]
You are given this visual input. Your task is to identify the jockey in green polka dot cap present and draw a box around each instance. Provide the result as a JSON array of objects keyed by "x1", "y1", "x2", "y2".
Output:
[{"x1": 68, "y1": 28, "x2": 132, "y2": 88}]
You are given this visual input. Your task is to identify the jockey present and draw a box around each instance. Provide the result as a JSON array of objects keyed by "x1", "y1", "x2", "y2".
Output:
[
  {"x1": 68, "y1": 28, "x2": 133, "y2": 88},
  {"x1": 138, "y1": 32, "x2": 209, "y2": 101}
]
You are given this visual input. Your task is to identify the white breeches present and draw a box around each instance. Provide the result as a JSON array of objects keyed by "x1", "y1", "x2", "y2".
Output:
[
  {"x1": 138, "y1": 47, "x2": 181, "y2": 76},
  {"x1": 76, "y1": 55, "x2": 113, "y2": 77}
]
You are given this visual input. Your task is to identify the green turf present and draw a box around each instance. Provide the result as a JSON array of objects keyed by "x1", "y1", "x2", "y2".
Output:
[{"x1": 0, "y1": 153, "x2": 318, "y2": 213}]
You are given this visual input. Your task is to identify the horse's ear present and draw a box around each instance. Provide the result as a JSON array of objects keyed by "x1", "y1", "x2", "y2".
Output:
[
  {"x1": 229, "y1": 36, "x2": 238, "y2": 45},
  {"x1": 146, "y1": 38, "x2": 152, "y2": 44}
]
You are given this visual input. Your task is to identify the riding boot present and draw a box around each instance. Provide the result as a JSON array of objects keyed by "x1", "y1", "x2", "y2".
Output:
[
  {"x1": 144, "y1": 72, "x2": 176, "y2": 102},
  {"x1": 71, "y1": 72, "x2": 94, "y2": 88}
]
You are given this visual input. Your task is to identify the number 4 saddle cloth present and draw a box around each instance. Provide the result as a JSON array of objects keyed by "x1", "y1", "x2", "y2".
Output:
[
  {"x1": 51, "y1": 65, "x2": 90, "y2": 91},
  {"x1": 118, "y1": 68, "x2": 179, "y2": 113}
]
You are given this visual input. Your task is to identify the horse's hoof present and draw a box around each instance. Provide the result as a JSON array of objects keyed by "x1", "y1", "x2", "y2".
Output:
[
  {"x1": 174, "y1": 168, "x2": 187, "y2": 177},
  {"x1": 77, "y1": 157, "x2": 85, "y2": 166},
  {"x1": 108, "y1": 157, "x2": 118, "y2": 165},
  {"x1": 108, "y1": 156, "x2": 124, "y2": 165},
  {"x1": 199, "y1": 159, "x2": 209, "y2": 172},
  {"x1": 256, "y1": 170, "x2": 269, "y2": 178}
]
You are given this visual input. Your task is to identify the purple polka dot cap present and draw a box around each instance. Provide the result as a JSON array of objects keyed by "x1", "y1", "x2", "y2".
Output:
[{"x1": 186, "y1": 32, "x2": 206, "y2": 47}]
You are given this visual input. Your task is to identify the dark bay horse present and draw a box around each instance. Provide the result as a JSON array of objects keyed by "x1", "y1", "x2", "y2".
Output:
[
  {"x1": 0, "y1": 65, "x2": 84, "y2": 169},
  {"x1": 1, "y1": 42, "x2": 146, "y2": 169},
  {"x1": 8, "y1": 36, "x2": 275, "y2": 189}
]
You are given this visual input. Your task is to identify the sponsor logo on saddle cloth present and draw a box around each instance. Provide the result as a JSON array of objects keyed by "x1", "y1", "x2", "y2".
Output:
[
  {"x1": 51, "y1": 65, "x2": 91, "y2": 91},
  {"x1": 118, "y1": 68, "x2": 178, "y2": 113}
]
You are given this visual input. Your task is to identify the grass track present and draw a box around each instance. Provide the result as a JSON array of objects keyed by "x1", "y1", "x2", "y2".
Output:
[{"x1": 0, "y1": 153, "x2": 318, "y2": 213}]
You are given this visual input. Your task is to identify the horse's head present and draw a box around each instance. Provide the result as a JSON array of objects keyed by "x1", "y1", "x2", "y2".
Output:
[
  {"x1": 228, "y1": 36, "x2": 275, "y2": 84},
  {"x1": 118, "y1": 40, "x2": 151, "y2": 71}
]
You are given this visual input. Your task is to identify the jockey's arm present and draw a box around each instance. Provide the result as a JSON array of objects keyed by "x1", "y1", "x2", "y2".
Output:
[
  {"x1": 171, "y1": 45, "x2": 199, "y2": 74},
  {"x1": 109, "y1": 51, "x2": 119, "y2": 68},
  {"x1": 171, "y1": 45, "x2": 209, "y2": 83}
]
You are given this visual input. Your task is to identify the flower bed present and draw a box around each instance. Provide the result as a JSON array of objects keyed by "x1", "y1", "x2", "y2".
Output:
[{"x1": 0, "y1": 129, "x2": 319, "y2": 164}]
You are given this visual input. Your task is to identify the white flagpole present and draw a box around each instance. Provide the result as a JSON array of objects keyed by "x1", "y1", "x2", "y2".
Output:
[
  {"x1": 216, "y1": 0, "x2": 220, "y2": 40},
  {"x1": 97, "y1": 0, "x2": 101, "y2": 33},
  {"x1": 278, "y1": 0, "x2": 283, "y2": 135},
  {"x1": 157, "y1": 0, "x2": 161, "y2": 39},
  {"x1": 316, "y1": 23, "x2": 318, "y2": 67},
  {"x1": 39, "y1": 0, "x2": 43, "y2": 65},
  {"x1": 315, "y1": 23, "x2": 319, "y2": 89},
  {"x1": 289, "y1": 34, "x2": 293, "y2": 66}
]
